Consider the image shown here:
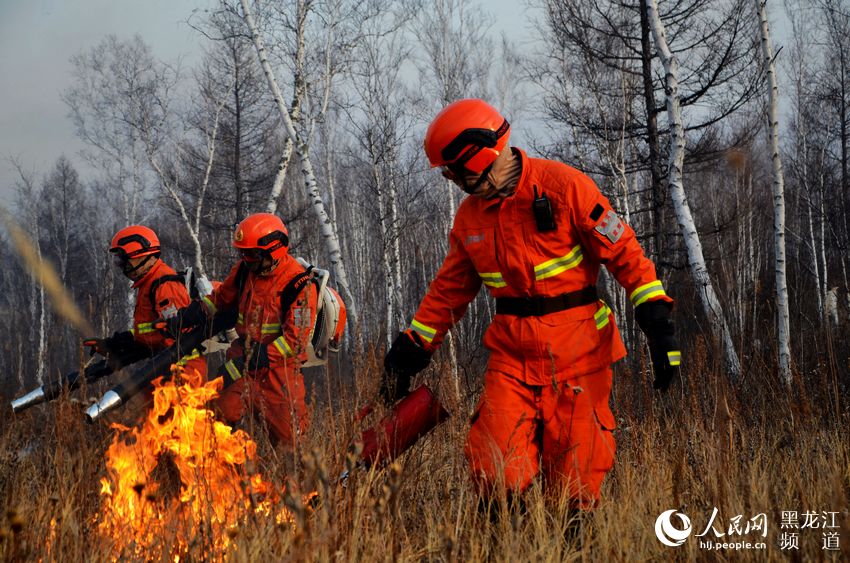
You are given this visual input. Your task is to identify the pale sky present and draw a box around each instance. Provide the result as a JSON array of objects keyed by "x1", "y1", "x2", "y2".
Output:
[
  {"x1": 0, "y1": 0, "x2": 789, "y2": 206},
  {"x1": 0, "y1": 0, "x2": 216, "y2": 203},
  {"x1": 0, "y1": 0, "x2": 534, "y2": 205}
]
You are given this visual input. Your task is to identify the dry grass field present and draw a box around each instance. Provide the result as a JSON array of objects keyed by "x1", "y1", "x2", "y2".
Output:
[{"x1": 0, "y1": 340, "x2": 847, "y2": 562}]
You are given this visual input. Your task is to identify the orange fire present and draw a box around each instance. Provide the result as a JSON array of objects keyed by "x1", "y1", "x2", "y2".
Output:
[{"x1": 97, "y1": 365, "x2": 290, "y2": 560}]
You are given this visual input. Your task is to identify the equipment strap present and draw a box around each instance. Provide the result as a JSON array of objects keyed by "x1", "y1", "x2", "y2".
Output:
[
  {"x1": 230, "y1": 263, "x2": 313, "y2": 334},
  {"x1": 278, "y1": 267, "x2": 314, "y2": 324},
  {"x1": 495, "y1": 286, "x2": 598, "y2": 317},
  {"x1": 148, "y1": 274, "x2": 187, "y2": 309}
]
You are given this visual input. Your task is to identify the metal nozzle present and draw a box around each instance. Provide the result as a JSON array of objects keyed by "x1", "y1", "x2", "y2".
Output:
[
  {"x1": 85, "y1": 390, "x2": 124, "y2": 423},
  {"x1": 11, "y1": 387, "x2": 47, "y2": 414}
]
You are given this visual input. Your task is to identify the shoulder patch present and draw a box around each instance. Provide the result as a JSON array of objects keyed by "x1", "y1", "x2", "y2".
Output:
[
  {"x1": 160, "y1": 304, "x2": 178, "y2": 319},
  {"x1": 589, "y1": 204, "x2": 605, "y2": 221},
  {"x1": 292, "y1": 306, "x2": 312, "y2": 329},
  {"x1": 594, "y1": 210, "x2": 625, "y2": 243}
]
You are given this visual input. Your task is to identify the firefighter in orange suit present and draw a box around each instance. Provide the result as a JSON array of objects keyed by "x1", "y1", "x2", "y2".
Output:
[
  {"x1": 165, "y1": 214, "x2": 317, "y2": 448},
  {"x1": 382, "y1": 99, "x2": 681, "y2": 508},
  {"x1": 86, "y1": 225, "x2": 207, "y2": 383}
]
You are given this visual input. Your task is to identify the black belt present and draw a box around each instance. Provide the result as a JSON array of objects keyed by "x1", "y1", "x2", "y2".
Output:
[{"x1": 495, "y1": 286, "x2": 598, "y2": 317}]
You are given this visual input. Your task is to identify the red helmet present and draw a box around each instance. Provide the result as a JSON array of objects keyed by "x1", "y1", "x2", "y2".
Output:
[
  {"x1": 233, "y1": 213, "x2": 289, "y2": 261},
  {"x1": 424, "y1": 99, "x2": 510, "y2": 174},
  {"x1": 109, "y1": 225, "x2": 161, "y2": 260}
]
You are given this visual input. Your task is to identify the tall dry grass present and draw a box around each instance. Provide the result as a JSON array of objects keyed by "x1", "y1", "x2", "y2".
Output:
[{"x1": 0, "y1": 338, "x2": 847, "y2": 562}]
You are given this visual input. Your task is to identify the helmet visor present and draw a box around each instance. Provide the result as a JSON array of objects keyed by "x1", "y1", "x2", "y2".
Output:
[
  {"x1": 239, "y1": 248, "x2": 265, "y2": 263},
  {"x1": 441, "y1": 162, "x2": 469, "y2": 181},
  {"x1": 110, "y1": 249, "x2": 128, "y2": 268}
]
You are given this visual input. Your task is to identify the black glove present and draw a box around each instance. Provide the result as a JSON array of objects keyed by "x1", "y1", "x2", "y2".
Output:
[
  {"x1": 216, "y1": 342, "x2": 272, "y2": 389},
  {"x1": 161, "y1": 300, "x2": 210, "y2": 338},
  {"x1": 83, "y1": 330, "x2": 135, "y2": 357},
  {"x1": 381, "y1": 331, "x2": 432, "y2": 404},
  {"x1": 635, "y1": 300, "x2": 681, "y2": 391}
]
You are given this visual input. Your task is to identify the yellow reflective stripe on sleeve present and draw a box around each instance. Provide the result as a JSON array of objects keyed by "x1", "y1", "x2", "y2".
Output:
[
  {"x1": 409, "y1": 319, "x2": 437, "y2": 343},
  {"x1": 479, "y1": 272, "x2": 507, "y2": 288},
  {"x1": 272, "y1": 336, "x2": 295, "y2": 358},
  {"x1": 261, "y1": 323, "x2": 281, "y2": 335},
  {"x1": 202, "y1": 296, "x2": 217, "y2": 315},
  {"x1": 630, "y1": 280, "x2": 667, "y2": 306},
  {"x1": 135, "y1": 322, "x2": 156, "y2": 335},
  {"x1": 130, "y1": 328, "x2": 136, "y2": 336},
  {"x1": 667, "y1": 350, "x2": 681, "y2": 366},
  {"x1": 594, "y1": 302, "x2": 611, "y2": 330},
  {"x1": 534, "y1": 245, "x2": 584, "y2": 281},
  {"x1": 176, "y1": 349, "x2": 202, "y2": 366},
  {"x1": 224, "y1": 359, "x2": 243, "y2": 382}
]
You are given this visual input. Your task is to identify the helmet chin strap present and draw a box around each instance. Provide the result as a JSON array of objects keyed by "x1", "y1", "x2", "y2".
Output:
[
  {"x1": 259, "y1": 258, "x2": 280, "y2": 276},
  {"x1": 460, "y1": 162, "x2": 495, "y2": 196},
  {"x1": 123, "y1": 255, "x2": 156, "y2": 280},
  {"x1": 244, "y1": 254, "x2": 280, "y2": 276}
]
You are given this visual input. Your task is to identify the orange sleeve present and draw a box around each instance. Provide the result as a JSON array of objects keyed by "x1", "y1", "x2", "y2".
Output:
[
  {"x1": 569, "y1": 172, "x2": 673, "y2": 307},
  {"x1": 202, "y1": 262, "x2": 243, "y2": 316},
  {"x1": 152, "y1": 280, "x2": 191, "y2": 319},
  {"x1": 406, "y1": 227, "x2": 482, "y2": 352}
]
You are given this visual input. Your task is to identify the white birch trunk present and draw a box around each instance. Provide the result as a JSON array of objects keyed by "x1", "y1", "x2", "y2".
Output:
[
  {"x1": 191, "y1": 88, "x2": 229, "y2": 277},
  {"x1": 388, "y1": 170, "x2": 405, "y2": 327},
  {"x1": 801, "y1": 136, "x2": 824, "y2": 318},
  {"x1": 373, "y1": 159, "x2": 395, "y2": 348},
  {"x1": 141, "y1": 78, "x2": 228, "y2": 279},
  {"x1": 240, "y1": 0, "x2": 359, "y2": 330},
  {"x1": 31, "y1": 221, "x2": 46, "y2": 385},
  {"x1": 818, "y1": 142, "x2": 830, "y2": 311},
  {"x1": 825, "y1": 287, "x2": 839, "y2": 325},
  {"x1": 37, "y1": 282, "x2": 46, "y2": 385},
  {"x1": 147, "y1": 156, "x2": 207, "y2": 277},
  {"x1": 266, "y1": 0, "x2": 306, "y2": 214},
  {"x1": 647, "y1": 0, "x2": 742, "y2": 379},
  {"x1": 323, "y1": 122, "x2": 340, "y2": 229},
  {"x1": 755, "y1": 0, "x2": 792, "y2": 383},
  {"x1": 267, "y1": 140, "x2": 294, "y2": 214}
]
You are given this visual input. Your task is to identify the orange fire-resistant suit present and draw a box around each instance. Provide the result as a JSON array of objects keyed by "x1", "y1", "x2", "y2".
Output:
[
  {"x1": 201, "y1": 255, "x2": 317, "y2": 446},
  {"x1": 131, "y1": 259, "x2": 207, "y2": 379},
  {"x1": 406, "y1": 148, "x2": 672, "y2": 507}
]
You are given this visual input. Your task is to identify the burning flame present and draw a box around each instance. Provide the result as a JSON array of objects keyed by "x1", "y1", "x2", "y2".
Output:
[{"x1": 97, "y1": 365, "x2": 297, "y2": 560}]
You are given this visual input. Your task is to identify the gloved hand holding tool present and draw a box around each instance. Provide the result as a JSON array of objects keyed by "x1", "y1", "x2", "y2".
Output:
[
  {"x1": 381, "y1": 331, "x2": 433, "y2": 404},
  {"x1": 635, "y1": 300, "x2": 681, "y2": 390}
]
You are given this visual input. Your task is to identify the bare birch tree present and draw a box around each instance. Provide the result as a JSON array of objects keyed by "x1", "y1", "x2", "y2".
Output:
[
  {"x1": 238, "y1": 0, "x2": 359, "y2": 330},
  {"x1": 346, "y1": 14, "x2": 416, "y2": 347},
  {"x1": 647, "y1": 0, "x2": 742, "y2": 379},
  {"x1": 755, "y1": 0, "x2": 791, "y2": 383},
  {"x1": 66, "y1": 36, "x2": 226, "y2": 282},
  {"x1": 11, "y1": 165, "x2": 47, "y2": 385},
  {"x1": 537, "y1": 0, "x2": 762, "y2": 267}
]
